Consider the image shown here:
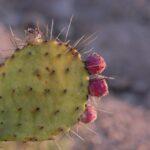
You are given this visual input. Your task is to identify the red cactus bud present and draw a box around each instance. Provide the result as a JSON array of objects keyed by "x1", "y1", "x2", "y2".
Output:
[
  {"x1": 81, "y1": 105, "x2": 97, "y2": 124},
  {"x1": 86, "y1": 53, "x2": 106, "y2": 74},
  {"x1": 89, "y1": 78, "x2": 108, "y2": 97}
]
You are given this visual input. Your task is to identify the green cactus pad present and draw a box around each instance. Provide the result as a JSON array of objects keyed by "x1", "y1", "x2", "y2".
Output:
[{"x1": 0, "y1": 40, "x2": 89, "y2": 141}]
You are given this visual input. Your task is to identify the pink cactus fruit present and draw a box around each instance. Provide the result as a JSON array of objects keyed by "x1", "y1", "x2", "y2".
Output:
[
  {"x1": 80, "y1": 105, "x2": 97, "y2": 124},
  {"x1": 86, "y1": 53, "x2": 106, "y2": 74},
  {"x1": 89, "y1": 78, "x2": 108, "y2": 97}
]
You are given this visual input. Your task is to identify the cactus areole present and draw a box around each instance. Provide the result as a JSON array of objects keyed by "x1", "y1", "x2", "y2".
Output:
[{"x1": 0, "y1": 27, "x2": 108, "y2": 141}]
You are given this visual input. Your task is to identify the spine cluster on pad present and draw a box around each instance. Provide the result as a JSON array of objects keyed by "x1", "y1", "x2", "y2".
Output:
[{"x1": 0, "y1": 25, "x2": 109, "y2": 141}]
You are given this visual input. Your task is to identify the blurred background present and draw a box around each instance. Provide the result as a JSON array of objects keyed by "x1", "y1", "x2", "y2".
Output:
[{"x1": 0, "y1": 0, "x2": 150, "y2": 149}]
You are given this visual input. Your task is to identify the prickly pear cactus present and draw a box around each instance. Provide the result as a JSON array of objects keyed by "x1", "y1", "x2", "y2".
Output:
[
  {"x1": 0, "y1": 24, "x2": 109, "y2": 143},
  {"x1": 0, "y1": 42, "x2": 89, "y2": 141}
]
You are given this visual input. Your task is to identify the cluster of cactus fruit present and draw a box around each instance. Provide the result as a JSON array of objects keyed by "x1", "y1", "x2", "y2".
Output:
[{"x1": 0, "y1": 25, "x2": 108, "y2": 142}]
